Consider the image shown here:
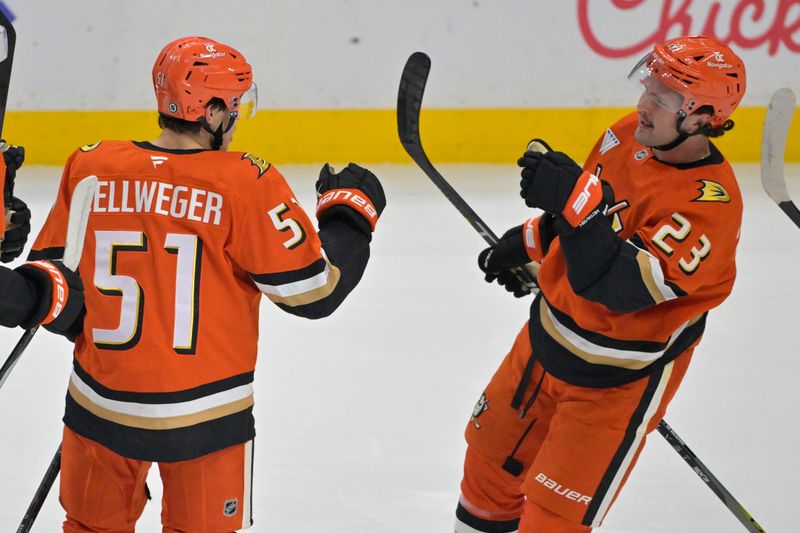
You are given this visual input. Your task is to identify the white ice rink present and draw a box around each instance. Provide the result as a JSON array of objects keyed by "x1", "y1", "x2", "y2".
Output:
[{"x1": 0, "y1": 162, "x2": 798, "y2": 532}]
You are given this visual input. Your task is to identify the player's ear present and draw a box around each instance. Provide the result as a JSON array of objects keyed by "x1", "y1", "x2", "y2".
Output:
[
  {"x1": 684, "y1": 109, "x2": 714, "y2": 134},
  {"x1": 204, "y1": 105, "x2": 221, "y2": 128}
]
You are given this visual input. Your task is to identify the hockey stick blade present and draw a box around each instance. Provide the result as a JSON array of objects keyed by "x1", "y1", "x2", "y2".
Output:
[
  {"x1": 761, "y1": 87, "x2": 800, "y2": 229},
  {"x1": 656, "y1": 421, "x2": 765, "y2": 532},
  {"x1": 0, "y1": 175, "x2": 97, "y2": 392},
  {"x1": 397, "y1": 52, "x2": 538, "y2": 291}
]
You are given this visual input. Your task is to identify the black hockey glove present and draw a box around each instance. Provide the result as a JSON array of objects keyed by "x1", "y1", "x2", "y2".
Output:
[
  {"x1": 477, "y1": 218, "x2": 555, "y2": 298},
  {"x1": 2, "y1": 143, "x2": 24, "y2": 203},
  {"x1": 518, "y1": 140, "x2": 604, "y2": 228},
  {"x1": 316, "y1": 163, "x2": 386, "y2": 239},
  {"x1": 1, "y1": 196, "x2": 31, "y2": 263},
  {"x1": 16, "y1": 260, "x2": 85, "y2": 341}
]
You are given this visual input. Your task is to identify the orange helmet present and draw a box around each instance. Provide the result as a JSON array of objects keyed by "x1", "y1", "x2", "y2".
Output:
[
  {"x1": 152, "y1": 36, "x2": 254, "y2": 122},
  {"x1": 629, "y1": 35, "x2": 746, "y2": 127}
]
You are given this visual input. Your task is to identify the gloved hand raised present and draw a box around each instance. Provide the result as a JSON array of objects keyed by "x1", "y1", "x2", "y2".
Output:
[
  {"x1": 316, "y1": 163, "x2": 386, "y2": 238},
  {"x1": 518, "y1": 139, "x2": 604, "y2": 228}
]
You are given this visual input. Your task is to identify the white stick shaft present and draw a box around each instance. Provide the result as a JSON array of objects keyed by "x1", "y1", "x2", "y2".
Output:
[{"x1": 761, "y1": 88, "x2": 797, "y2": 204}]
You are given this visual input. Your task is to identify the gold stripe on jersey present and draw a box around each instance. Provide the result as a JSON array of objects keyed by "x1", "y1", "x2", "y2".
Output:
[
  {"x1": 635, "y1": 251, "x2": 669, "y2": 305},
  {"x1": 68, "y1": 381, "x2": 255, "y2": 431},
  {"x1": 539, "y1": 299, "x2": 686, "y2": 370},
  {"x1": 631, "y1": 240, "x2": 680, "y2": 305},
  {"x1": 258, "y1": 260, "x2": 342, "y2": 307}
]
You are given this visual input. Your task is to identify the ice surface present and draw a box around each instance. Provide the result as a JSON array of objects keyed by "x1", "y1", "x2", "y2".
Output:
[{"x1": 0, "y1": 163, "x2": 797, "y2": 532}]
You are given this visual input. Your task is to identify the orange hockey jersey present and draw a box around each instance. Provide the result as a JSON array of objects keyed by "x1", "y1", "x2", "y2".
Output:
[
  {"x1": 31, "y1": 141, "x2": 356, "y2": 461},
  {"x1": 529, "y1": 112, "x2": 742, "y2": 387}
]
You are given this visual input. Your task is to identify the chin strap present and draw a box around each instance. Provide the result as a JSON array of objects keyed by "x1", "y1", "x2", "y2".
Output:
[
  {"x1": 651, "y1": 111, "x2": 690, "y2": 151},
  {"x1": 651, "y1": 110, "x2": 713, "y2": 152},
  {"x1": 199, "y1": 113, "x2": 238, "y2": 151}
]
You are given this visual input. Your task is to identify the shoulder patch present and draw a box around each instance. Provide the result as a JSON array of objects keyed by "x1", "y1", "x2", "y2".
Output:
[
  {"x1": 80, "y1": 142, "x2": 102, "y2": 152},
  {"x1": 599, "y1": 128, "x2": 620, "y2": 154},
  {"x1": 694, "y1": 180, "x2": 730, "y2": 203},
  {"x1": 242, "y1": 153, "x2": 271, "y2": 178}
]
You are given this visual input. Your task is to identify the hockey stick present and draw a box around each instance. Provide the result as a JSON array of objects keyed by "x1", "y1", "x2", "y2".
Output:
[
  {"x1": 397, "y1": 52, "x2": 539, "y2": 293},
  {"x1": 0, "y1": 7, "x2": 15, "y2": 141},
  {"x1": 398, "y1": 52, "x2": 764, "y2": 532},
  {"x1": 761, "y1": 87, "x2": 799, "y2": 229},
  {"x1": 0, "y1": 175, "x2": 98, "y2": 391},
  {"x1": 16, "y1": 445, "x2": 61, "y2": 533},
  {"x1": 0, "y1": 10, "x2": 17, "y2": 229},
  {"x1": 656, "y1": 421, "x2": 765, "y2": 532}
]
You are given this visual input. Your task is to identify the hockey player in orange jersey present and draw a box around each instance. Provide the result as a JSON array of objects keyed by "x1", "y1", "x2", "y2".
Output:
[
  {"x1": 455, "y1": 36, "x2": 746, "y2": 532},
  {"x1": 29, "y1": 36, "x2": 386, "y2": 532}
]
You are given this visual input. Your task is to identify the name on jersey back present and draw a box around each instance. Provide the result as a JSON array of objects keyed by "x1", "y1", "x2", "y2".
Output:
[{"x1": 91, "y1": 179, "x2": 222, "y2": 225}]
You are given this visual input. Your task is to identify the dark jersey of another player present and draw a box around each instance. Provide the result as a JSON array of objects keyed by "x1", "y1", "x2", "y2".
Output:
[
  {"x1": 30, "y1": 140, "x2": 371, "y2": 461},
  {"x1": 529, "y1": 112, "x2": 742, "y2": 388}
]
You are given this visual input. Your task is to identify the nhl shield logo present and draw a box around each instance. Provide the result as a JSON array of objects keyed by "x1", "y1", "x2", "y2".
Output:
[
  {"x1": 223, "y1": 498, "x2": 238, "y2": 517},
  {"x1": 471, "y1": 393, "x2": 489, "y2": 429}
]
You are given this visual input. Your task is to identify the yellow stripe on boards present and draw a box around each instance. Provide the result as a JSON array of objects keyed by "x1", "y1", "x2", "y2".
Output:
[{"x1": 4, "y1": 107, "x2": 797, "y2": 165}]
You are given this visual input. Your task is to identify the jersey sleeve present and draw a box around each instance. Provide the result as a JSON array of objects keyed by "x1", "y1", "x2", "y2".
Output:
[
  {"x1": 226, "y1": 165, "x2": 368, "y2": 319},
  {"x1": 560, "y1": 199, "x2": 739, "y2": 313},
  {"x1": 28, "y1": 152, "x2": 78, "y2": 260}
]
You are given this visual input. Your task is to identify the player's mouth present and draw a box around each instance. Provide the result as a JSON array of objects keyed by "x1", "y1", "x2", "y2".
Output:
[{"x1": 638, "y1": 116, "x2": 654, "y2": 129}]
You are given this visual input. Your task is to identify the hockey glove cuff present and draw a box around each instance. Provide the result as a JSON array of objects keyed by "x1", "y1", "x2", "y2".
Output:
[
  {"x1": 523, "y1": 213, "x2": 557, "y2": 263},
  {"x1": 16, "y1": 260, "x2": 85, "y2": 340}
]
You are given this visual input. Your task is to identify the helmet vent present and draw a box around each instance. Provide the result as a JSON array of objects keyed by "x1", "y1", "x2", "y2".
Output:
[{"x1": 193, "y1": 61, "x2": 208, "y2": 66}]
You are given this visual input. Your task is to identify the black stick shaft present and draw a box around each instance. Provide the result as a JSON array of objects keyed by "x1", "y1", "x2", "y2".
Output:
[
  {"x1": 0, "y1": 326, "x2": 38, "y2": 390},
  {"x1": 397, "y1": 52, "x2": 537, "y2": 291},
  {"x1": 656, "y1": 421, "x2": 765, "y2": 532},
  {"x1": 17, "y1": 445, "x2": 62, "y2": 533},
  {"x1": 0, "y1": 8, "x2": 15, "y2": 141}
]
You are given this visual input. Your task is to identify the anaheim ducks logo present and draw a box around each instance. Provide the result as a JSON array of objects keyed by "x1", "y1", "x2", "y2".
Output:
[
  {"x1": 79, "y1": 142, "x2": 102, "y2": 152},
  {"x1": 694, "y1": 180, "x2": 730, "y2": 203},
  {"x1": 242, "y1": 153, "x2": 271, "y2": 178},
  {"x1": 471, "y1": 393, "x2": 489, "y2": 429}
]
